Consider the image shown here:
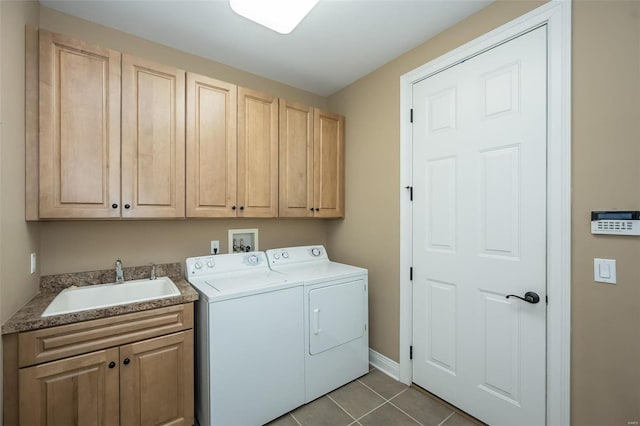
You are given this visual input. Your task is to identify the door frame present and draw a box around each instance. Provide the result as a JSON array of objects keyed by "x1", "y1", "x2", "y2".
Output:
[{"x1": 399, "y1": 1, "x2": 571, "y2": 425}]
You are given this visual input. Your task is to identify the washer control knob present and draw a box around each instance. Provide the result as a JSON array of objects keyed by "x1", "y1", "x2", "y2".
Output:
[
  {"x1": 248, "y1": 254, "x2": 259, "y2": 265},
  {"x1": 311, "y1": 247, "x2": 321, "y2": 257},
  {"x1": 273, "y1": 253, "x2": 281, "y2": 260},
  {"x1": 194, "y1": 261, "x2": 203, "y2": 270},
  {"x1": 282, "y1": 251, "x2": 289, "y2": 259},
  {"x1": 206, "y1": 260, "x2": 215, "y2": 268}
]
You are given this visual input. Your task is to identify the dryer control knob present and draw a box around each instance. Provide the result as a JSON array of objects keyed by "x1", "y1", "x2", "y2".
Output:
[
  {"x1": 273, "y1": 253, "x2": 281, "y2": 260},
  {"x1": 282, "y1": 251, "x2": 289, "y2": 259},
  {"x1": 248, "y1": 254, "x2": 259, "y2": 265},
  {"x1": 194, "y1": 261, "x2": 203, "y2": 270},
  {"x1": 311, "y1": 248, "x2": 321, "y2": 257},
  {"x1": 206, "y1": 260, "x2": 215, "y2": 268}
]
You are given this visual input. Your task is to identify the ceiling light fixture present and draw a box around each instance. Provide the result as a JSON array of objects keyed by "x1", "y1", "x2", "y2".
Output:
[{"x1": 230, "y1": 0, "x2": 320, "y2": 35}]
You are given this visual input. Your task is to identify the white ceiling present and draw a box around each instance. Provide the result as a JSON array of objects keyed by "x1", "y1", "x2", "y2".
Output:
[{"x1": 39, "y1": 0, "x2": 493, "y2": 96}]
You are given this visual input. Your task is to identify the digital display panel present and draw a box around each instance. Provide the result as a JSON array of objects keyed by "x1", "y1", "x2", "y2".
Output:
[
  {"x1": 591, "y1": 211, "x2": 640, "y2": 221},
  {"x1": 598, "y1": 212, "x2": 632, "y2": 220}
]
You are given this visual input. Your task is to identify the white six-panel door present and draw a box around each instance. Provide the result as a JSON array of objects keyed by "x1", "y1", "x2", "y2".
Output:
[{"x1": 412, "y1": 26, "x2": 547, "y2": 426}]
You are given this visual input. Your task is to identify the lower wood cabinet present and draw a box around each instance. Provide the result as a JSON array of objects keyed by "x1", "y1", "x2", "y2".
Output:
[
  {"x1": 6, "y1": 304, "x2": 194, "y2": 426},
  {"x1": 19, "y1": 347, "x2": 120, "y2": 425},
  {"x1": 120, "y1": 331, "x2": 193, "y2": 426}
]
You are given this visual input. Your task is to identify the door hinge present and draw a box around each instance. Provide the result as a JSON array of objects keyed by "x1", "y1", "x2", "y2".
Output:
[
  {"x1": 410, "y1": 108, "x2": 413, "y2": 123},
  {"x1": 405, "y1": 186, "x2": 413, "y2": 201},
  {"x1": 410, "y1": 267, "x2": 413, "y2": 281},
  {"x1": 410, "y1": 345, "x2": 413, "y2": 360}
]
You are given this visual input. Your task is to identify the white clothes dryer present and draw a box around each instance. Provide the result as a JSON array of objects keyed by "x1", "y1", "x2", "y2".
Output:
[
  {"x1": 265, "y1": 245, "x2": 369, "y2": 403},
  {"x1": 186, "y1": 252, "x2": 304, "y2": 426}
]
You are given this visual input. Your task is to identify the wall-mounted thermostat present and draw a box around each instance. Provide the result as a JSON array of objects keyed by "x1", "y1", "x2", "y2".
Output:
[{"x1": 591, "y1": 211, "x2": 640, "y2": 235}]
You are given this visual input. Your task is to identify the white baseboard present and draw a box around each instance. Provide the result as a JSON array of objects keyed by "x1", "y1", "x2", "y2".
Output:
[{"x1": 369, "y1": 348, "x2": 401, "y2": 381}]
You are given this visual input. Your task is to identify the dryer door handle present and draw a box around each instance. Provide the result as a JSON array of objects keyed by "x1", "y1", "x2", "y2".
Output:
[{"x1": 312, "y1": 308, "x2": 321, "y2": 335}]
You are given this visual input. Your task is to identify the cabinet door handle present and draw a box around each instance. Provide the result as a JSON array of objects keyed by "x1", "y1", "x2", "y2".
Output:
[
  {"x1": 108, "y1": 361, "x2": 116, "y2": 369},
  {"x1": 111, "y1": 204, "x2": 118, "y2": 209},
  {"x1": 315, "y1": 208, "x2": 319, "y2": 211},
  {"x1": 123, "y1": 358, "x2": 131, "y2": 365},
  {"x1": 231, "y1": 205, "x2": 236, "y2": 210},
  {"x1": 239, "y1": 206, "x2": 244, "y2": 210},
  {"x1": 124, "y1": 204, "x2": 131, "y2": 209},
  {"x1": 309, "y1": 208, "x2": 314, "y2": 211}
]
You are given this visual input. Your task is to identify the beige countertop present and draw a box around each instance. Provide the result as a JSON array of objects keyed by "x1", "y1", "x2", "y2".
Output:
[{"x1": 2, "y1": 263, "x2": 198, "y2": 335}]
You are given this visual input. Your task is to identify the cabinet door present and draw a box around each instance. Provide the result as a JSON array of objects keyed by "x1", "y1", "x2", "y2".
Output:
[
  {"x1": 279, "y1": 100, "x2": 314, "y2": 218},
  {"x1": 186, "y1": 73, "x2": 237, "y2": 217},
  {"x1": 122, "y1": 55, "x2": 185, "y2": 218},
  {"x1": 39, "y1": 30, "x2": 121, "y2": 219},
  {"x1": 120, "y1": 331, "x2": 194, "y2": 426},
  {"x1": 237, "y1": 87, "x2": 279, "y2": 217},
  {"x1": 314, "y1": 109, "x2": 345, "y2": 218},
  {"x1": 19, "y1": 347, "x2": 119, "y2": 426}
]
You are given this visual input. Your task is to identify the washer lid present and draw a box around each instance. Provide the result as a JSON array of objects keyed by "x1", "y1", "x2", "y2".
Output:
[{"x1": 188, "y1": 269, "x2": 299, "y2": 301}]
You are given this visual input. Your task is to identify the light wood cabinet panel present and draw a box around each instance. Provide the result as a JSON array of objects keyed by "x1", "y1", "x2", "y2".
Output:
[
  {"x1": 314, "y1": 109, "x2": 345, "y2": 218},
  {"x1": 279, "y1": 105, "x2": 345, "y2": 218},
  {"x1": 19, "y1": 304, "x2": 193, "y2": 368},
  {"x1": 122, "y1": 55, "x2": 185, "y2": 218},
  {"x1": 39, "y1": 30, "x2": 121, "y2": 219},
  {"x1": 26, "y1": 26, "x2": 39, "y2": 221},
  {"x1": 9, "y1": 305, "x2": 194, "y2": 425},
  {"x1": 19, "y1": 347, "x2": 119, "y2": 426},
  {"x1": 237, "y1": 87, "x2": 279, "y2": 217},
  {"x1": 279, "y1": 100, "x2": 314, "y2": 218},
  {"x1": 120, "y1": 331, "x2": 194, "y2": 426},
  {"x1": 186, "y1": 73, "x2": 237, "y2": 217}
]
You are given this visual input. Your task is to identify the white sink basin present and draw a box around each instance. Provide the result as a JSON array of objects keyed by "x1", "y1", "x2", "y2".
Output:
[{"x1": 42, "y1": 277, "x2": 181, "y2": 317}]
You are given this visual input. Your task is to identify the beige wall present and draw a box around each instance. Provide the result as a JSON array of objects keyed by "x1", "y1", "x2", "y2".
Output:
[
  {"x1": 40, "y1": 220, "x2": 329, "y2": 275},
  {"x1": 571, "y1": 2, "x2": 640, "y2": 425},
  {"x1": 35, "y1": 7, "x2": 331, "y2": 276},
  {"x1": 328, "y1": 0, "x2": 640, "y2": 424},
  {"x1": 1, "y1": 0, "x2": 40, "y2": 421},
  {"x1": 327, "y1": 0, "x2": 545, "y2": 362},
  {"x1": 1, "y1": 0, "x2": 40, "y2": 320}
]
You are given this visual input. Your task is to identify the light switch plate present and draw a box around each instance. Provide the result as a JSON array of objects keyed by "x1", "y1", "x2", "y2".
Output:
[
  {"x1": 594, "y1": 258, "x2": 616, "y2": 284},
  {"x1": 30, "y1": 253, "x2": 36, "y2": 274}
]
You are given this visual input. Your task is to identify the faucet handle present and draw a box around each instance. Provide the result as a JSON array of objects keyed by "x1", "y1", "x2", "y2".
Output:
[{"x1": 150, "y1": 263, "x2": 157, "y2": 280}]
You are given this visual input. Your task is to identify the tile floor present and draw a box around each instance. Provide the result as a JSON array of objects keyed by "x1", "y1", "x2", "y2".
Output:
[{"x1": 267, "y1": 368, "x2": 484, "y2": 426}]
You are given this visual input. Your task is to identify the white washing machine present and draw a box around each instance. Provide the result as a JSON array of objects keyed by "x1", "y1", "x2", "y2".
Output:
[
  {"x1": 265, "y1": 245, "x2": 369, "y2": 403},
  {"x1": 186, "y1": 252, "x2": 304, "y2": 426}
]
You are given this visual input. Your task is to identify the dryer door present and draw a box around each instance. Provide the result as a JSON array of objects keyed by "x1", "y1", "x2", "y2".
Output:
[{"x1": 309, "y1": 278, "x2": 365, "y2": 355}]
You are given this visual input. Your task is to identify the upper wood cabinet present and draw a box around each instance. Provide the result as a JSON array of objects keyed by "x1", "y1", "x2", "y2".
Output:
[
  {"x1": 279, "y1": 100, "x2": 314, "y2": 218},
  {"x1": 122, "y1": 55, "x2": 186, "y2": 218},
  {"x1": 279, "y1": 104, "x2": 345, "y2": 218},
  {"x1": 314, "y1": 109, "x2": 345, "y2": 218},
  {"x1": 30, "y1": 29, "x2": 345, "y2": 220},
  {"x1": 237, "y1": 87, "x2": 279, "y2": 218},
  {"x1": 38, "y1": 30, "x2": 121, "y2": 219},
  {"x1": 186, "y1": 73, "x2": 237, "y2": 217}
]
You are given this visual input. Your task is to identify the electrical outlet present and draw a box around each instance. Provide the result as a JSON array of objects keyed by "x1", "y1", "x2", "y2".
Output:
[
  {"x1": 30, "y1": 253, "x2": 37, "y2": 274},
  {"x1": 211, "y1": 240, "x2": 220, "y2": 255}
]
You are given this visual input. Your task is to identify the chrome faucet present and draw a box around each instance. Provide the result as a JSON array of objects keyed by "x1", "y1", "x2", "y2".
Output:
[
  {"x1": 150, "y1": 263, "x2": 157, "y2": 280},
  {"x1": 115, "y1": 259, "x2": 124, "y2": 284}
]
